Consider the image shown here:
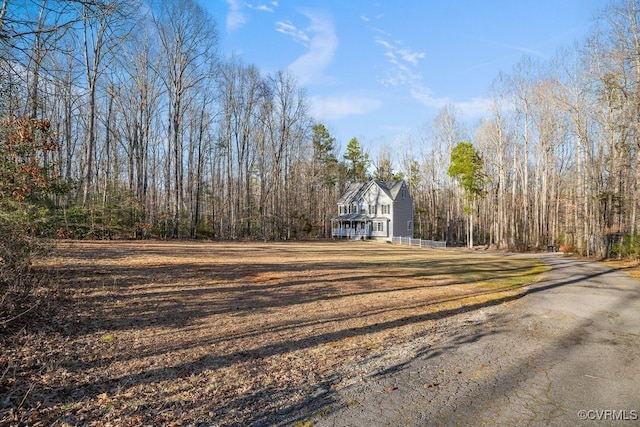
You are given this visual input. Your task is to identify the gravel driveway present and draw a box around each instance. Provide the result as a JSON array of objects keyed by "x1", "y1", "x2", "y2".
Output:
[{"x1": 309, "y1": 254, "x2": 640, "y2": 426}]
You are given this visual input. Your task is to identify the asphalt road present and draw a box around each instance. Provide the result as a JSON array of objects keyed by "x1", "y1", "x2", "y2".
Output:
[{"x1": 312, "y1": 254, "x2": 640, "y2": 427}]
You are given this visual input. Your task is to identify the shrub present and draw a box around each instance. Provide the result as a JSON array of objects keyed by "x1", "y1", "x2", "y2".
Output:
[
  {"x1": 0, "y1": 114, "x2": 63, "y2": 328},
  {"x1": 611, "y1": 233, "x2": 640, "y2": 259},
  {"x1": 559, "y1": 244, "x2": 574, "y2": 253}
]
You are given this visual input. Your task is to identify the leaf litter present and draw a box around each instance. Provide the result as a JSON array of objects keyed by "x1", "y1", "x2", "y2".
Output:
[{"x1": 1, "y1": 240, "x2": 544, "y2": 426}]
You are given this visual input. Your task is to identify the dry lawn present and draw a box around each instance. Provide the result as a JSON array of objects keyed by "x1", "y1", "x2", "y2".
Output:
[
  {"x1": 1, "y1": 240, "x2": 546, "y2": 426},
  {"x1": 604, "y1": 258, "x2": 640, "y2": 280}
]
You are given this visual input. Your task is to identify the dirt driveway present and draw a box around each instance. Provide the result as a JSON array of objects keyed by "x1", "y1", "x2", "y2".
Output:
[{"x1": 312, "y1": 254, "x2": 640, "y2": 426}]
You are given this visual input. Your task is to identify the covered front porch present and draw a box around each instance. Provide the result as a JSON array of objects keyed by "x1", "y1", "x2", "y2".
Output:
[{"x1": 331, "y1": 214, "x2": 372, "y2": 240}]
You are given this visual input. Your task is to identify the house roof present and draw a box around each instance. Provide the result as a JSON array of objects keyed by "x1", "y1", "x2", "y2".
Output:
[
  {"x1": 331, "y1": 213, "x2": 370, "y2": 221},
  {"x1": 337, "y1": 179, "x2": 406, "y2": 204},
  {"x1": 385, "y1": 180, "x2": 405, "y2": 199},
  {"x1": 331, "y1": 213, "x2": 391, "y2": 221},
  {"x1": 337, "y1": 181, "x2": 369, "y2": 204}
]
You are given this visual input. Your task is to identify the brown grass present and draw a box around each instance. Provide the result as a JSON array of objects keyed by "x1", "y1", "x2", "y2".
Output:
[
  {"x1": 1, "y1": 240, "x2": 546, "y2": 426},
  {"x1": 604, "y1": 258, "x2": 640, "y2": 280}
]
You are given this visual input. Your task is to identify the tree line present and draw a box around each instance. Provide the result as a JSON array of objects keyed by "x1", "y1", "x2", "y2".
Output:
[
  {"x1": 405, "y1": 0, "x2": 640, "y2": 258},
  {"x1": 2, "y1": 0, "x2": 640, "y2": 260}
]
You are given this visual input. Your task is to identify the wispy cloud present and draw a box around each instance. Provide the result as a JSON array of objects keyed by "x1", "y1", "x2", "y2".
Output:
[
  {"x1": 276, "y1": 9, "x2": 338, "y2": 86},
  {"x1": 275, "y1": 21, "x2": 309, "y2": 45},
  {"x1": 375, "y1": 37, "x2": 425, "y2": 88},
  {"x1": 226, "y1": 0, "x2": 246, "y2": 31},
  {"x1": 376, "y1": 39, "x2": 425, "y2": 66},
  {"x1": 398, "y1": 48, "x2": 425, "y2": 66},
  {"x1": 248, "y1": 4, "x2": 274, "y2": 13},
  {"x1": 495, "y1": 41, "x2": 546, "y2": 58},
  {"x1": 226, "y1": 0, "x2": 278, "y2": 31},
  {"x1": 510, "y1": 45, "x2": 545, "y2": 58},
  {"x1": 375, "y1": 35, "x2": 490, "y2": 118},
  {"x1": 310, "y1": 94, "x2": 382, "y2": 120},
  {"x1": 247, "y1": 1, "x2": 278, "y2": 13}
]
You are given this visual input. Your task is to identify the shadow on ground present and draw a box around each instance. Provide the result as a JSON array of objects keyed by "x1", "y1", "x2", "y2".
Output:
[{"x1": 1, "y1": 241, "x2": 551, "y2": 426}]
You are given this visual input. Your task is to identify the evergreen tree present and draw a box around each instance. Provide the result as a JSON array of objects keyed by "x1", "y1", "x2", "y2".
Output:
[
  {"x1": 447, "y1": 141, "x2": 485, "y2": 247},
  {"x1": 344, "y1": 137, "x2": 370, "y2": 181}
]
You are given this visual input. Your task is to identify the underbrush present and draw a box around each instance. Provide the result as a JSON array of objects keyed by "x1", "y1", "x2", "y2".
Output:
[
  {"x1": 0, "y1": 268, "x2": 59, "y2": 334},
  {"x1": 1, "y1": 236, "x2": 63, "y2": 423},
  {"x1": 0, "y1": 234, "x2": 57, "y2": 331}
]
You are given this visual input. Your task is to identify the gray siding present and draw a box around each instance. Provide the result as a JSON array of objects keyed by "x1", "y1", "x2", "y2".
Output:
[{"x1": 390, "y1": 183, "x2": 413, "y2": 238}]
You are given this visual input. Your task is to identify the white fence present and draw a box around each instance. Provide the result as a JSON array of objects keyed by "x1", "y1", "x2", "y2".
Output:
[{"x1": 392, "y1": 236, "x2": 447, "y2": 249}]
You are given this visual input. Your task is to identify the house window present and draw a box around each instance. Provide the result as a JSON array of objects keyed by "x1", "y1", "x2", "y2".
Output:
[
  {"x1": 375, "y1": 222, "x2": 384, "y2": 232},
  {"x1": 381, "y1": 205, "x2": 390, "y2": 215},
  {"x1": 369, "y1": 204, "x2": 377, "y2": 214},
  {"x1": 407, "y1": 220, "x2": 413, "y2": 231}
]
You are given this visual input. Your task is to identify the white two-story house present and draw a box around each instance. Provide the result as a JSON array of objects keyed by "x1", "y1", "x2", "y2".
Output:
[{"x1": 331, "y1": 179, "x2": 413, "y2": 241}]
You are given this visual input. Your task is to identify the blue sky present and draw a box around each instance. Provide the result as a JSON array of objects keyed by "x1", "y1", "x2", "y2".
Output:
[{"x1": 209, "y1": 0, "x2": 605, "y2": 153}]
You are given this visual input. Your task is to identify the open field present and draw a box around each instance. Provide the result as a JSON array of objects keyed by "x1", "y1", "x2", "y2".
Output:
[{"x1": 1, "y1": 241, "x2": 546, "y2": 426}]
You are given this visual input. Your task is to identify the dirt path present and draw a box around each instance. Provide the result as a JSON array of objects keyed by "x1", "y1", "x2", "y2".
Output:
[{"x1": 311, "y1": 254, "x2": 640, "y2": 426}]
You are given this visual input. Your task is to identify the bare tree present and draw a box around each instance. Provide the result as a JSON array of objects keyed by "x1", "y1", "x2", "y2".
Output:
[
  {"x1": 151, "y1": 0, "x2": 217, "y2": 237},
  {"x1": 429, "y1": 106, "x2": 468, "y2": 244},
  {"x1": 262, "y1": 70, "x2": 309, "y2": 239},
  {"x1": 78, "y1": 0, "x2": 134, "y2": 205}
]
